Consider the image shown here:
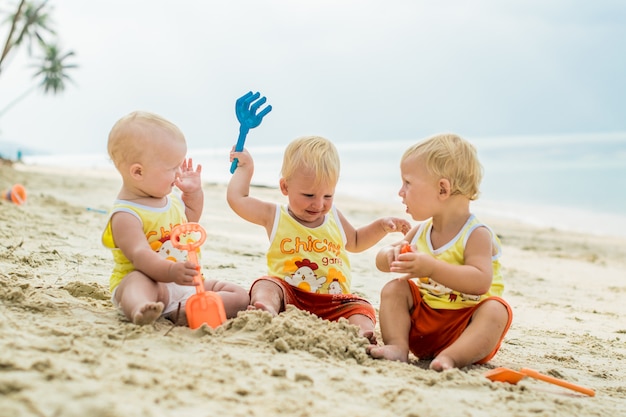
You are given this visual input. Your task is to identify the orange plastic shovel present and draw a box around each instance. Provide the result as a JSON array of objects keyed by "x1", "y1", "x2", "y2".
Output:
[
  {"x1": 170, "y1": 223, "x2": 226, "y2": 329},
  {"x1": 484, "y1": 367, "x2": 595, "y2": 397}
]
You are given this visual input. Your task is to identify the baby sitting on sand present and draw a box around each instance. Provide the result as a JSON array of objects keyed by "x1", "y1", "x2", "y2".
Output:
[{"x1": 102, "y1": 111, "x2": 249, "y2": 325}]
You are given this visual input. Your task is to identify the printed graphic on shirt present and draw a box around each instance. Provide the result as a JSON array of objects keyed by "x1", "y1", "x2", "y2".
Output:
[
  {"x1": 150, "y1": 231, "x2": 197, "y2": 263},
  {"x1": 278, "y1": 236, "x2": 343, "y2": 258},
  {"x1": 417, "y1": 278, "x2": 481, "y2": 303},
  {"x1": 282, "y1": 257, "x2": 348, "y2": 294}
]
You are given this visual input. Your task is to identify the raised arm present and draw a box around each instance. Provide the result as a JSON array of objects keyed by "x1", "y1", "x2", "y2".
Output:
[
  {"x1": 227, "y1": 148, "x2": 277, "y2": 235},
  {"x1": 338, "y1": 209, "x2": 411, "y2": 253}
]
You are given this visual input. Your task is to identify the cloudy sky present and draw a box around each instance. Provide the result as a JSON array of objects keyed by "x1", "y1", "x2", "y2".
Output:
[{"x1": 0, "y1": 0, "x2": 624, "y2": 155}]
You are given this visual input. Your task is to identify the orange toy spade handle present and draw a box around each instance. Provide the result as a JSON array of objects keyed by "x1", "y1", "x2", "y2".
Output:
[
  {"x1": 170, "y1": 223, "x2": 207, "y2": 294},
  {"x1": 520, "y1": 368, "x2": 595, "y2": 397}
]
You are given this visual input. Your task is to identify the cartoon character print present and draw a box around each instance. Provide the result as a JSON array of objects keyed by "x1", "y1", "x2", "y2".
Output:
[
  {"x1": 327, "y1": 279, "x2": 342, "y2": 294},
  {"x1": 152, "y1": 233, "x2": 197, "y2": 263},
  {"x1": 154, "y1": 239, "x2": 187, "y2": 262},
  {"x1": 325, "y1": 268, "x2": 348, "y2": 294},
  {"x1": 417, "y1": 278, "x2": 481, "y2": 302},
  {"x1": 284, "y1": 259, "x2": 327, "y2": 293}
]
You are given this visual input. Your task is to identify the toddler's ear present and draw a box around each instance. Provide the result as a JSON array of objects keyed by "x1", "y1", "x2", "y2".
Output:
[
  {"x1": 438, "y1": 178, "x2": 451, "y2": 197},
  {"x1": 130, "y1": 163, "x2": 143, "y2": 179},
  {"x1": 279, "y1": 178, "x2": 289, "y2": 196}
]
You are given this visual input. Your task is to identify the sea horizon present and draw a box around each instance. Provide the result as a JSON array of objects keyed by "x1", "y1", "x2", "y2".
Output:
[{"x1": 13, "y1": 132, "x2": 626, "y2": 239}]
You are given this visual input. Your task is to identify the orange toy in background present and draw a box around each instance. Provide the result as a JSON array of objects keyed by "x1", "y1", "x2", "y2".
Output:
[
  {"x1": 170, "y1": 222, "x2": 227, "y2": 329},
  {"x1": 2, "y1": 184, "x2": 27, "y2": 205}
]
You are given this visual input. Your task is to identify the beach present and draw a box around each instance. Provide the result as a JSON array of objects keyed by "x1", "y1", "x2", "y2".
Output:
[{"x1": 1, "y1": 160, "x2": 625, "y2": 417}]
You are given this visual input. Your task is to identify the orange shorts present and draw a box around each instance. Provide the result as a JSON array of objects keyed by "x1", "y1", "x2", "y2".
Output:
[
  {"x1": 407, "y1": 280, "x2": 512, "y2": 363},
  {"x1": 250, "y1": 276, "x2": 376, "y2": 324}
]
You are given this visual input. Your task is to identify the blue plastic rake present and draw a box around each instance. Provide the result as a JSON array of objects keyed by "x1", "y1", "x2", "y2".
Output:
[{"x1": 230, "y1": 91, "x2": 272, "y2": 173}]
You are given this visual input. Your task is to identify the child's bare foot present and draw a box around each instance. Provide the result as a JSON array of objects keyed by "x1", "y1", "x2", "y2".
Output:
[
  {"x1": 132, "y1": 302, "x2": 164, "y2": 325},
  {"x1": 247, "y1": 301, "x2": 279, "y2": 316},
  {"x1": 360, "y1": 330, "x2": 377, "y2": 345},
  {"x1": 366, "y1": 345, "x2": 409, "y2": 362},
  {"x1": 429, "y1": 355, "x2": 455, "y2": 371}
]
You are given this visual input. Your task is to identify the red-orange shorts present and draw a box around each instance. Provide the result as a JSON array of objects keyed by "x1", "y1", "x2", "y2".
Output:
[
  {"x1": 250, "y1": 276, "x2": 376, "y2": 324},
  {"x1": 407, "y1": 279, "x2": 513, "y2": 363}
]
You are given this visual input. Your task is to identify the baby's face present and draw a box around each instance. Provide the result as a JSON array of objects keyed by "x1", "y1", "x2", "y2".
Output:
[
  {"x1": 281, "y1": 170, "x2": 336, "y2": 228},
  {"x1": 137, "y1": 129, "x2": 187, "y2": 198},
  {"x1": 399, "y1": 156, "x2": 439, "y2": 221}
]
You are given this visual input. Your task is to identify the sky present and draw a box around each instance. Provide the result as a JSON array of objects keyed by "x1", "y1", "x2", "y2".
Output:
[{"x1": 0, "y1": 0, "x2": 625, "y2": 155}]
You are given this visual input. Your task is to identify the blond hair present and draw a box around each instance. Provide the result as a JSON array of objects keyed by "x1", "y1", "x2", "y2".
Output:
[
  {"x1": 107, "y1": 111, "x2": 185, "y2": 170},
  {"x1": 281, "y1": 136, "x2": 340, "y2": 186},
  {"x1": 403, "y1": 133, "x2": 483, "y2": 200}
]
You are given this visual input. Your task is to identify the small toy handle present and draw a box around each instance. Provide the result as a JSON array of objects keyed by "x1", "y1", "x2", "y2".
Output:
[
  {"x1": 170, "y1": 223, "x2": 206, "y2": 251},
  {"x1": 520, "y1": 368, "x2": 595, "y2": 397},
  {"x1": 230, "y1": 125, "x2": 249, "y2": 174},
  {"x1": 170, "y1": 223, "x2": 207, "y2": 293}
]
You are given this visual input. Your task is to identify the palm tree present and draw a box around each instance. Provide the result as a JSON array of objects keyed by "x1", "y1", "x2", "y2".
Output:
[
  {"x1": 0, "y1": 0, "x2": 77, "y2": 117},
  {"x1": 32, "y1": 43, "x2": 77, "y2": 93}
]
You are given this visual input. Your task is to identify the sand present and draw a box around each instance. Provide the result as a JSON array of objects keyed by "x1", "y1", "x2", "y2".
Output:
[{"x1": 1, "y1": 160, "x2": 625, "y2": 417}]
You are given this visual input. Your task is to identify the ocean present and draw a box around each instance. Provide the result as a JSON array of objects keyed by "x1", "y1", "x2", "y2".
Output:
[{"x1": 18, "y1": 132, "x2": 626, "y2": 238}]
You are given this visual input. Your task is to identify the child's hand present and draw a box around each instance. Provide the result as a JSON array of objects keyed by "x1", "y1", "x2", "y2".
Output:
[
  {"x1": 377, "y1": 240, "x2": 413, "y2": 273},
  {"x1": 380, "y1": 217, "x2": 412, "y2": 235},
  {"x1": 382, "y1": 241, "x2": 410, "y2": 266},
  {"x1": 390, "y1": 243, "x2": 434, "y2": 279},
  {"x1": 168, "y1": 261, "x2": 202, "y2": 286},
  {"x1": 175, "y1": 158, "x2": 202, "y2": 194},
  {"x1": 229, "y1": 147, "x2": 253, "y2": 170}
]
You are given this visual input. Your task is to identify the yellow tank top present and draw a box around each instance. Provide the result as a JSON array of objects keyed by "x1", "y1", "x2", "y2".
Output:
[
  {"x1": 266, "y1": 204, "x2": 352, "y2": 294},
  {"x1": 101, "y1": 194, "x2": 189, "y2": 292},
  {"x1": 412, "y1": 214, "x2": 504, "y2": 310}
]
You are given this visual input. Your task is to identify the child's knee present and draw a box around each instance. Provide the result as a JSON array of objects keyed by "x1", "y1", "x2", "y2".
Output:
[
  {"x1": 381, "y1": 278, "x2": 410, "y2": 298},
  {"x1": 476, "y1": 299, "x2": 510, "y2": 330},
  {"x1": 487, "y1": 299, "x2": 510, "y2": 319}
]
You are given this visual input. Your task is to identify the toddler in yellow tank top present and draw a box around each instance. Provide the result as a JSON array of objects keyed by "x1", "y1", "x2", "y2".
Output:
[
  {"x1": 228, "y1": 136, "x2": 411, "y2": 342},
  {"x1": 368, "y1": 133, "x2": 513, "y2": 371}
]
